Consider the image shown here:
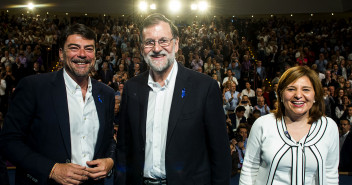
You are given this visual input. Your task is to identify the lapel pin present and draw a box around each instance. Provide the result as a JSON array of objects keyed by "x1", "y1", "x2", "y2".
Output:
[
  {"x1": 98, "y1": 95, "x2": 103, "y2": 103},
  {"x1": 181, "y1": 88, "x2": 186, "y2": 99}
]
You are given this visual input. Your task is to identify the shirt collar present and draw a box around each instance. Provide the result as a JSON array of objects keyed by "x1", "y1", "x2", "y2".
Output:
[
  {"x1": 148, "y1": 60, "x2": 178, "y2": 90},
  {"x1": 63, "y1": 68, "x2": 92, "y2": 94}
]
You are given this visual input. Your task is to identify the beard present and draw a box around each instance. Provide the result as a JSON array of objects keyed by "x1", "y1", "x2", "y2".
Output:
[
  {"x1": 63, "y1": 53, "x2": 94, "y2": 78},
  {"x1": 143, "y1": 48, "x2": 175, "y2": 73}
]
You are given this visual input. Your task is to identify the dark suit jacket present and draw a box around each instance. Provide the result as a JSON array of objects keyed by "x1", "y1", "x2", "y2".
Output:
[
  {"x1": 117, "y1": 63, "x2": 231, "y2": 185},
  {"x1": 99, "y1": 69, "x2": 114, "y2": 85},
  {"x1": 228, "y1": 114, "x2": 246, "y2": 132},
  {"x1": 0, "y1": 69, "x2": 116, "y2": 185},
  {"x1": 339, "y1": 131, "x2": 352, "y2": 172}
]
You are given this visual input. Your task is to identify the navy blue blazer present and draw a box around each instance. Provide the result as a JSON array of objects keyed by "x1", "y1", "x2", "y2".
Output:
[
  {"x1": 339, "y1": 131, "x2": 352, "y2": 172},
  {"x1": 117, "y1": 63, "x2": 231, "y2": 185},
  {"x1": 0, "y1": 69, "x2": 116, "y2": 185}
]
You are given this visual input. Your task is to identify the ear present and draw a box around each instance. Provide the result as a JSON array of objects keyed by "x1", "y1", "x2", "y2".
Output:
[
  {"x1": 174, "y1": 37, "x2": 179, "y2": 53},
  {"x1": 59, "y1": 48, "x2": 64, "y2": 61}
]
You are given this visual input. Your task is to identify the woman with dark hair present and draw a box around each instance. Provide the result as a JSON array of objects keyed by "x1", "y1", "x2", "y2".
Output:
[{"x1": 240, "y1": 66, "x2": 339, "y2": 185}]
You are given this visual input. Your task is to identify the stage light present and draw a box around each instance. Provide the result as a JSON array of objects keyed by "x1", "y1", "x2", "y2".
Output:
[
  {"x1": 66, "y1": 13, "x2": 68, "y2": 15},
  {"x1": 290, "y1": 14, "x2": 293, "y2": 17},
  {"x1": 150, "y1": 3, "x2": 156, "y2": 10},
  {"x1": 331, "y1": 13, "x2": 334, "y2": 16},
  {"x1": 191, "y1": 3, "x2": 197, "y2": 10},
  {"x1": 169, "y1": 0, "x2": 181, "y2": 12},
  {"x1": 310, "y1": 13, "x2": 314, "y2": 16},
  {"x1": 198, "y1": 1, "x2": 208, "y2": 11},
  {"x1": 139, "y1": 1, "x2": 148, "y2": 11},
  {"x1": 28, "y1": 3, "x2": 34, "y2": 10}
]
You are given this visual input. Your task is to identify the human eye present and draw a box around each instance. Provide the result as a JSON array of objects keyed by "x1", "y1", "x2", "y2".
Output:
[
  {"x1": 68, "y1": 46, "x2": 79, "y2": 52},
  {"x1": 144, "y1": 40, "x2": 154, "y2": 47},
  {"x1": 85, "y1": 47, "x2": 94, "y2": 53}
]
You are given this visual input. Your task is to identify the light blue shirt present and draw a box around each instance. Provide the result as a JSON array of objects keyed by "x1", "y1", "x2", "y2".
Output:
[
  {"x1": 63, "y1": 69, "x2": 99, "y2": 167},
  {"x1": 224, "y1": 91, "x2": 240, "y2": 111},
  {"x1": 144, "y1": 61, "x2": 178, "y2": 179}
]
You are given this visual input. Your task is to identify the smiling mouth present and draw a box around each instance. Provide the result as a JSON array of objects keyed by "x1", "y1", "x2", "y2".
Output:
[
  {"x1": 151, "y1": 54, "x2": 166, "y2": 58},
  {"x1": 291, "y1": 101, "x2": 305, "y2": 107},
  {"x1": 72, "y1": 60, "x2": 91, "y2": 64}
]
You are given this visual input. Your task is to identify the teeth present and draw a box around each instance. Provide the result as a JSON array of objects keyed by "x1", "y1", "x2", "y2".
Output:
[{"x1": 292, "y1": 102, "x2": 304, "y2": 105}]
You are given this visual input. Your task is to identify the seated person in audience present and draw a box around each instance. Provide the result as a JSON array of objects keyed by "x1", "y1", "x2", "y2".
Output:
[
  {"x1": 269, "y1": 83, "x2": 278, "y2": 108},
  {"x1": 341, "y1": 104, "x2": 352, "y2": 124},
  {"x1": 339, "y1": 118, "x2": 352, "y2": 172},
  {"x1": 99, "y1": 61, "x2": 114, "y2": 85},
  {"x1": 212, "y1": 73, "x2": 221, "y2": 88},
  {"x1": 237, "y1": 95, "x2": 253, "y2": 119},
  {"x1": 229, "y1": 142, "x2": 240, "y2": 179},
  {"x1": 237, "y1": 123, "x2": 249, "y2": 150},
  {"x1": 241, "y1": 82, "x2": 255, "y2": 99},
  {"x1": 250, "y1": 87, "x2": 265, "y2": 106},
  {"x1": 191, "y1": 53, "x2": 203, "y2": 71},
  {"x1": 224, "y1": 82, "x2": 241, "y2": 112},
  {"x1": 222, "y1": 69, "x2": 238, "y2": 86},
  {"x1": 247, "y1": 109, "x2": 262, "y2": 126},
  {"x1": 211, "y1": 62, "x2": 225, "y2": 84},
  {"x1": 232, "y1": 130, "x2": 245, "y2": 169},
  {"x1": 335, "y1": 95, "x2": 350, "y2": 120},
  {"x1": 323, "y1": 86, "x2": 334, "y2": 118},
  {"x1": 254, "y1": 96, "x2": 270, "y2": 116},
  {"x1": 228, "y1": 106, "x2": 247, "y2": 132}
]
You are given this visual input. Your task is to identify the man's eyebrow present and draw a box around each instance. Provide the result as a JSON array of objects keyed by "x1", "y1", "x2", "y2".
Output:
[{"x1": 67, "y1": 43, "x2": 94, "y2": 48}]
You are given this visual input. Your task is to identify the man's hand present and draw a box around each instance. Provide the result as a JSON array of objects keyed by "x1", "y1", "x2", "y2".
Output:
[
  {"x1": 50, "y1": 163, "x2": 89, "y2": 185},
  {"x1": 86, "y1": 158, "x2": 114, "y2": 180}
]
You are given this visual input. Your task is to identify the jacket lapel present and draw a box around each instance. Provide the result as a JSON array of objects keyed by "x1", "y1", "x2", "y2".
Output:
[
  {"x1": 166, "y1": 64, "x2": 191, "y2": 148},
  {"x1": 139, "y1": 72, "x2": 151, "y2": 143},
  {"x1": 92, "y1": 80, "x2": 105, "y2": 156},
  {"x1": 51, "y1": 69, "x2": 71, "y2": 158}
]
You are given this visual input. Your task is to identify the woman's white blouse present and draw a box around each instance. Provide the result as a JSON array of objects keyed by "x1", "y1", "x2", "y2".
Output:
[{"x1": 239, "y1": 114, "x2": 339, "y2": 185}]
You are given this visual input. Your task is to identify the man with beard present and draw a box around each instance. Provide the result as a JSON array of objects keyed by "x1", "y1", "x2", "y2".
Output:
[
  {"x1": 0, "y1": 24, "x2": 116, "y2": 184},
  {"x1": 117, "y1": 13, "x2": 231, "y2": 185}
]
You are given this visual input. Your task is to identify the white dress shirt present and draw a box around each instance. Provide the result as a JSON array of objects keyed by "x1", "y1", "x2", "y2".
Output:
[
  {"x1": 144, "y1": 61, "x2": 178, "y2": 179},
  {"x1": 63, "y1": 69, "x2": 99, "y2": 167}
]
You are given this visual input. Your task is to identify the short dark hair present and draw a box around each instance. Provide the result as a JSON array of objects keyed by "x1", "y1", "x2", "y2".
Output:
[
  {"x1": 59, "y1": 23, "x2": 96, "y2": 49},
  {"x1": 139, "y1": 13, "x2": 179, "y2": 41},
  {"x1": 236, "y1": 106, "x2": 246, "y2": 113}
]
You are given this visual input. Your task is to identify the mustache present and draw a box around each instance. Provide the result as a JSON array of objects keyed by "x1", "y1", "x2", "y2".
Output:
[
  {"x1": 71, "y1": 58, "x2": 92, "y2": 64},
  {"x1": 149, "y1": 50, "x2": 168, "y2": 57}
]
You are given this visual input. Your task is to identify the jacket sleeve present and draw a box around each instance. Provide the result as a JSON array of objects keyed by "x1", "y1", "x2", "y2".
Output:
[
  {"x1": 204, "y1": 80, "x2": 232, "y2": 185},
  {"x1": 0, "y1": 77, "x2": 55, "y2": 184}
]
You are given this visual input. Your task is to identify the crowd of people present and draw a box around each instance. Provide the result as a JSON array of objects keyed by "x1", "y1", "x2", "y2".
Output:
[{"x1": 0, "y1": 10, "x2": 352, "y2": 184}]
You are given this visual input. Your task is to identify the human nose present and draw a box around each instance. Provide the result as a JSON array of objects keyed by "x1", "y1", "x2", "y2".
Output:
[
  {"x1": 77, "y1": 48, "x2": 87, "y2": 58},
  {"x1": 294, "y1": 89, "x2": 303, "y2": 99},
  {"x1": 152, "y1": 41, "x2": 163, "y2": 52}
]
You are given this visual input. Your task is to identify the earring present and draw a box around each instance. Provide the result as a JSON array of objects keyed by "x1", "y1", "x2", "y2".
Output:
[{"x1": 313, "y1": 100, "x2": 316, "y2": 103}]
